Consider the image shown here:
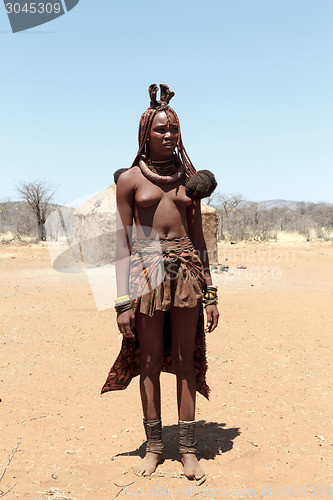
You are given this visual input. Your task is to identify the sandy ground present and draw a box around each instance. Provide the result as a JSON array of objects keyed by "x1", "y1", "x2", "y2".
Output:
[{"x1": 0, "y1": 241, "x2": 332, "y2": 499}]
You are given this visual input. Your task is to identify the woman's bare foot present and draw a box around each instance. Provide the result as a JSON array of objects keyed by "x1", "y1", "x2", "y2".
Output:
[
  {"x1": 181, "y1": 453, "x2": 206, "y2": 483},
  {"x1": 133, "y1": 452, "x2": 162, "y2": 476}
]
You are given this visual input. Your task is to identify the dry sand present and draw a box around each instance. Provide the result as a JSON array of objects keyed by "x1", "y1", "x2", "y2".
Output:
[{"x1": 0, "y1": 241, "x2": 332, "y2": 499}]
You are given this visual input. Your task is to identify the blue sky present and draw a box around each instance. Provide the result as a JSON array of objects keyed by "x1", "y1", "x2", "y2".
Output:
[{"x1": 1, "y1": 0, "x2": 332, "y2": 205}]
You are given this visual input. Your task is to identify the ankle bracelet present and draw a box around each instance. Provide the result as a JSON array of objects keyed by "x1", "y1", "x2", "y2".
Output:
[
  {"x1": 178, "y1": 419, "x2": 197, "y2": 454},
  {"x1": 143, "y1": 417, "x2": 163, "y2": 454}
]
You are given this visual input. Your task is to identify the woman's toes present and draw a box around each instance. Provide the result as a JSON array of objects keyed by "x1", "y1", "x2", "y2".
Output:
[
  {"x1": 133, "y1": 453, "x2": 161, "y2": 477},
  {"x1": 181, "y1": 453, "x2": 205, "y2": 481},
  {"x1": 196, "y1": 473, "x2": 207, "y2": 485}
]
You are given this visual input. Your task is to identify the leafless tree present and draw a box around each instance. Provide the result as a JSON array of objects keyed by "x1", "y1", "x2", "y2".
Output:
[
  {"x1": 212, "y1": 192, "x2": 244, "y2": 240},
  {"x1": 203, "y1": 191, "x2": 221, "y2": 207},
  {"x1": 17, "y1": 180, "x2": 56, "y2": 241},
  {"x1": 219, "y1": 193, "x2": 243, "y2": 218}
]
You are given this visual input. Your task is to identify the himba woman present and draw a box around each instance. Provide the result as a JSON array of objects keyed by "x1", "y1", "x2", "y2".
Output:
[{"x1": 101, "y1": 84, "x2": 219, "y2": 482}]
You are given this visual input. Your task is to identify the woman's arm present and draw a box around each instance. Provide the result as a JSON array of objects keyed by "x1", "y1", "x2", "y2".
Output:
[
  {"x1": 187, "y1": 199, "x2": 219, "y2": 332},
  {"x1": 186, "y1": 199, "x2": 213, "y2": 286},
  {"x1": 114, "y1": 170, "x2": 136, "y2": 337},
  {"x1": 115, "y1": 170, "x2": 135, "y2": 295}
]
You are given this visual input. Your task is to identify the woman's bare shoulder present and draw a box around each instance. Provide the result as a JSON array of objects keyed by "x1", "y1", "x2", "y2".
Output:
[{"x1": 117, "y1": 166, "x2": 141, "y2": 190}]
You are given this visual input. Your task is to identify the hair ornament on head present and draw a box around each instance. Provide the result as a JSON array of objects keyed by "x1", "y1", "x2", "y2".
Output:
[
  {"x1": 185, "y1": 169, "x2": 217, "y2": 200},
  {"x1": 114, "y1": 83, "x2": 217, "y2": 200},
  {"x1": 149, "y1": 84, "x2": 175, "y2": 110}
]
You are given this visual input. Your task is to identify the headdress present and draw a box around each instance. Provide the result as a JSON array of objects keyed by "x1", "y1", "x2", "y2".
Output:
[
  {"x1": 114, "y1": 84, "x2": 217, "y2": 200},
  {"x1": 149, "y1": 83, "x2": 175, "y2": 110}
]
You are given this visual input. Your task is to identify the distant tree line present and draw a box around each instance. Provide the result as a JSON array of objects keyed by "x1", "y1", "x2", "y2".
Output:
[
  {"x1": 0, "y1": 201, "x2": 37, "y2": 242},
  {"x1": 205, "y1": 192, "x2": 333, "y2": 242},
  {"x1": 1, "y1": 182, "x2": 332, "y2": 243}
]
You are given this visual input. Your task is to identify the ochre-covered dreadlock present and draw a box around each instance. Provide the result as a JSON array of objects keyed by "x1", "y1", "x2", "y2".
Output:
[{"x1": 115, "y1": 84, "x2": 217, "y2": 199}]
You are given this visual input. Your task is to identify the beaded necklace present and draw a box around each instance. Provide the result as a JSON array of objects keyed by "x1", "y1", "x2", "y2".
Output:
[
  {"x1": 139, "y1": 155, "x2": 184, "y2": 184},
  {"x1": 147, "y1": 158, "x2": 178, "y2": 176}
]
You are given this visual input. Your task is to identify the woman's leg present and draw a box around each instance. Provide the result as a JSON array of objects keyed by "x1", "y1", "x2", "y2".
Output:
[
  {"x1": 170, "y1": 303, "x2": 200, "y2": 420},
  {"x1": 133, "y1": 309, "x2": 165, "y2": 476},
  {"x1": 136, "y1": 309, "x2": 165, "y2": 419},
  {"x1": 170, "y1": 303, "x2": 205, "y2": 480}
]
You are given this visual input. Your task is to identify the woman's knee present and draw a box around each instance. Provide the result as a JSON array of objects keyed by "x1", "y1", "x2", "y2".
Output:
[
  {"x1": 140, "y1": 353, "x2": 163, "y2": 375},
  {"x1": 172, "y1": 355, "x2": 195, "y2": 376}
]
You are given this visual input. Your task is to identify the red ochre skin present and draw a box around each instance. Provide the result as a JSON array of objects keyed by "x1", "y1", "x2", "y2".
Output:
[{"x1": 115, "y1": 109, "x2": 219, "y2": 480}]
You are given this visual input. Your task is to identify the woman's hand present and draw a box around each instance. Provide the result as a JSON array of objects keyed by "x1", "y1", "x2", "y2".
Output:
[
  {"x1": 117, "y1": 309, "x2": 135, "y2": 339},
  {"x1": 205, "y1": 304, "x2": 219, "y2": 333}
]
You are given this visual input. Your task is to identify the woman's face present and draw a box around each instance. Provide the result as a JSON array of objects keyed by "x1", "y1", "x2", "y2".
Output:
[{"x1": 148, "y1": 110, "x2": 180, "y2": 160}]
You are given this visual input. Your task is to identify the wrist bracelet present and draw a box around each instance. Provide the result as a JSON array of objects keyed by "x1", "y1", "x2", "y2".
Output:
[
  {"x1": 115, "y1": 301, "x2": 132, "y2": 314},
  {"x1": 203, "y1": 298, "x2": 218, "y2": 307},
  {"x1": 203, "y1": 284, "x2": 218, "y2": 307},
  {"x1": 115, "y1": 294, "x2": 130, "y2": 304}
]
